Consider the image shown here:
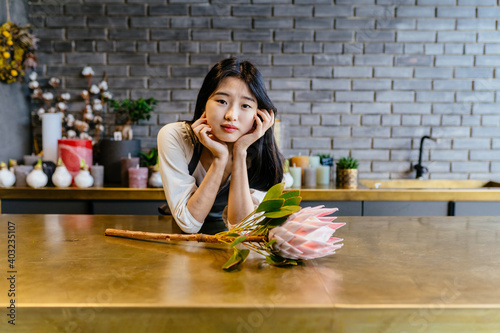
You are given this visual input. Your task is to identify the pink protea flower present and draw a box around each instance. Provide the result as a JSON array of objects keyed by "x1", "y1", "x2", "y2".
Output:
[{"x1": 268, "y1": 206, "x2": 345, "y2": 260}]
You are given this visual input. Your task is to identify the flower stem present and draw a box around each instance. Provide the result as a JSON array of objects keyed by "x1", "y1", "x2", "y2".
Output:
[{"x1": 105, "y1": 228, "x2": 267, "y2": 243}]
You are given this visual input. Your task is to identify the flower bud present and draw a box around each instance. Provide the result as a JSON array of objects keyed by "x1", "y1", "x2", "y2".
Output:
[{"x1": 82, "y1": 66, "x2": 94, "y2": 77}]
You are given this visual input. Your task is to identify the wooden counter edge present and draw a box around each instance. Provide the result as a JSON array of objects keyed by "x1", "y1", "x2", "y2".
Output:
[{"x1": 2, "y1": 187, "x2": 500, "y2": 201}]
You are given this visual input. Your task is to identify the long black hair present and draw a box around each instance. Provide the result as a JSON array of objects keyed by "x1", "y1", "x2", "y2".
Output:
[{"x1": 190, "y1": 58, "x2": 284, "y2": 191}]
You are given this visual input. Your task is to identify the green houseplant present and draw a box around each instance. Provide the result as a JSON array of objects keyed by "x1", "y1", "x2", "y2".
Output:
[
  {"x1": 139, "y1": 147, "x2": 158, "y2": 168},
  {"x1": 336, "y1": 156, "x2": 359, "y2": 189},
  {"x1": 110, "y1": 97, "x2": 158, "y2": 140}
]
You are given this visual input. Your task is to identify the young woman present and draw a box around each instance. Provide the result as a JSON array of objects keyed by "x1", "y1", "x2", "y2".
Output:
[{"x1": 157, "y1": 58, "x2": 284, "y2": 234}]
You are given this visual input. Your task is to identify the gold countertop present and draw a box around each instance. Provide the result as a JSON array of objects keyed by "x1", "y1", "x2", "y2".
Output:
[
  {"x1": 2, "y1": 184, "x2": 500, "y2": 201},
  {"x1": 1, "y1": 214, "x2": 500, "y2": 332}
]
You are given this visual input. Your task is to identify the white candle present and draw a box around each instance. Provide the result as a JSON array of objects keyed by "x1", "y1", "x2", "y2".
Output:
[
  {"x1": 309, "y1": 156, "x2": 321, "y2": 167},
  {"x1": 303, "y1": 166, "x2": 317, "y2": 188},
  {"x1": 42, "y1": 113, "x2": 62, "y2": 163},
  {"x1": 289, "y1": 166, "x2": 301, "y2": 188},
  {"x1": 316, "y1": 165, "x2": 330, "y2": 186}
]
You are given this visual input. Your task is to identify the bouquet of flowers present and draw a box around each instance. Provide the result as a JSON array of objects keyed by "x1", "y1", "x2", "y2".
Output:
[
  {"x1": 105, "y1": 183, "x2": 345, "y2": 270},
  {"x1": 0, "y1": 21, "x2": 38, "y2": 84}
]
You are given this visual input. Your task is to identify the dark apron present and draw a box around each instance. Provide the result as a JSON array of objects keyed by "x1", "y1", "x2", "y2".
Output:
[{"x1": 159, "y1": 142, "x2": 229, "y2": 234}]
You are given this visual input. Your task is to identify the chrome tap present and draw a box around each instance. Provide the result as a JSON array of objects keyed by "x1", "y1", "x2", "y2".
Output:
[{"x1": 414, "y1": 135, "x2": 437, "y2": 179}]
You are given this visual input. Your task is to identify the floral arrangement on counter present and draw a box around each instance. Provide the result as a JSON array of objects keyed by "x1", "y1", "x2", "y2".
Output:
[
  {"x1": 105, "y1": 183, "x2": 345, "y2": 271},
  {"x1": 0, "y1": 21, "x2": 38, "y2": 84},
  {"x1": 29, "y1": 66, "x2": 113, "y2": 149}
]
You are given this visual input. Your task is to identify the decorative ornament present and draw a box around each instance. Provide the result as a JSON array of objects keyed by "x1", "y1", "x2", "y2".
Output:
[
  {"x1": 52, "y1": 158, "x2": 72, "y2": 188},
  {"x1": 74, "y1": 159, "x2": 94, "y2": 188},
  {"x1": 26, "y1": 159, "x2": 48, "y2": 188},
  {"x1": 0, "y1": 161, "x2": 16, "y2": 188},
  {"x1": 105, "y1": 183, "x2": 345, "y2": 271}
]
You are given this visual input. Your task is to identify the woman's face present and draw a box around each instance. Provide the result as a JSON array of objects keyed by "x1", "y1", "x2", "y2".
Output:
[{"x1": 204, "y1": 77, "x2": 258, "y2": 143}]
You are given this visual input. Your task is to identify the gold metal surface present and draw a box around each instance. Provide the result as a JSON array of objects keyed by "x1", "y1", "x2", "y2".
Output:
[{"x1": 1, "y1": 214, "x2": 500, "y2": 332}]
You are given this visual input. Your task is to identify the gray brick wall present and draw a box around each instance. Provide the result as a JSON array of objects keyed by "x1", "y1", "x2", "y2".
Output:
[{"x1": 23, "y1": 0, "x2": 500, "y2": 180}]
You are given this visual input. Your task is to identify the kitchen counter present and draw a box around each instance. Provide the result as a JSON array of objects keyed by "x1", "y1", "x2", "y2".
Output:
[{"x1": 1, "y1": 214, "x2": 500, "y2": 332}]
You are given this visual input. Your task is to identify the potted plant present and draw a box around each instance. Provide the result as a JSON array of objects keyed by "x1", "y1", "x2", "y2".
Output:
[
  {"x1": 139, "y1": 147, "x2": 158, "y2": 177},
  {"x1": 336, "y1": 156, "x2": 359, "y2": 189},
  {"x1": 318, "y1": 154, "x2": 334, "y2": 167},
  {"x1": 110, "y1": 97, "x2": 157, "y2": 140},
  {"x1": 97, "y1": 97, "x2": 157, "y2": 185}
]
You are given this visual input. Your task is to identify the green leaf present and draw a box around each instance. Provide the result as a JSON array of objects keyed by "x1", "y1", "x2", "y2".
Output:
[
  {"x1": 265, "y1": 254, "x2": 298, "y2": 267},
  {"x1": 266, "y1": 254, "x2": 297, "y2": 266},
  {"x1": 280, "y1": 190, "x2": 300, "y2": 200},
  {"x1": 266, "y1": 216, "x2": 289, "y2": 227},
  {"x1": 255, "y1": 198, "x2": 284, "y2": 213},
  {"x1": 284, "y1": 196, "x2": 301, "y2": 207},
  {"x1": 262, "y1": 183, "x2": 285, "y2": 201},
  {"x1": 222, "y1": 248, "x2": 250, "y2": 271},
  {"x1": 256, "y1": 217, "x2": 271, "y2": 225},
  {"x1": 264, "y1": 205, "x2": 301, "y2": 218},
  {"x1": 230, "y1": 236, "x2": 247, "y2": 248}
]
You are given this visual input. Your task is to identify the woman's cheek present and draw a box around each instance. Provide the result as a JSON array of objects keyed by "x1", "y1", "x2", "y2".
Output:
[{"x1": 205, "y1": 114, "x2": 216, "y2": 130}]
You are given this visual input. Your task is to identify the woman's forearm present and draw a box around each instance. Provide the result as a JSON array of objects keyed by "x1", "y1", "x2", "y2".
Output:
[
  {"x1": 227, "y1": 150, "x2": 255, "y2": 225},
  {"x1": 186, "y1": 156, "x2": 227, "y2": 223}
]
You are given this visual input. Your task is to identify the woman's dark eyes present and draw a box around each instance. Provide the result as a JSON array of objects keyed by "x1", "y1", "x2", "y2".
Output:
[{"x1": 215, "y1": 100, "x2": 252, "y2": 109}]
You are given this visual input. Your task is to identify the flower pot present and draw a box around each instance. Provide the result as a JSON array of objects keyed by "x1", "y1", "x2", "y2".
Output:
[
  {"x1": 336, "y1": 168, "x2": 358, "y2": 189},
  {"x1": 97, "y1": 139, "x2": 141, "y2": 185}
]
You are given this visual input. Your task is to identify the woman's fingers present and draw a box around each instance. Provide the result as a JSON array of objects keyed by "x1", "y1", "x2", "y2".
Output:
[{"x1": 255, "y1": 109, "x2": 274, "y2": 133}]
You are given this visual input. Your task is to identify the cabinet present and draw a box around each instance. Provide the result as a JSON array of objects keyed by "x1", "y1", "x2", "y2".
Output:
[
  {"x1": 1, "y1": 199, "x2": 165, "y2": 215},
  {"x1": 302, "y1": 201, "x2": 363, "y2": 216},
  {"x1": 363, "y1": 201, "x2": 450, "y2": 217},
  {"x1": 454, "y1": 201, "x2": 500, "y2": 216}
]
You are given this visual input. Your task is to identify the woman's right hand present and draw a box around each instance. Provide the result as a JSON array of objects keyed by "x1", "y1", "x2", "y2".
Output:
[{"x1": 191, "y1": 112, "x2": 229, "y2": 160}]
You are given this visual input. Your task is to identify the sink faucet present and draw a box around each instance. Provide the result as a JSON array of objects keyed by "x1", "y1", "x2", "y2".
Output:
[{"x1": 414, "y1": 135, "x2": 437, "y2": 179}]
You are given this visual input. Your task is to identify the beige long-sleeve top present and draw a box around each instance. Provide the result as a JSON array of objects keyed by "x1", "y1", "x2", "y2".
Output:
[{"x1": 157, "y1": 122, "x2": 266, "y2": 233}]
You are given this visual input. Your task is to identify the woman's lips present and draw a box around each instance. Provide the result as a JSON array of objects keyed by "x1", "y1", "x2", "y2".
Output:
[{"x1": 221, "y1": 124, "x2": 238, "y2": 133}]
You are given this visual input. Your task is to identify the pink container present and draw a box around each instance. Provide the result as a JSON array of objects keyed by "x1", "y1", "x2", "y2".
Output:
[
  {"x1": 128, "y1": 167, "x2": 148, "y2": 188},
  {"x1": 57, "y1": 139, "x2": 93, "y2": 179}
]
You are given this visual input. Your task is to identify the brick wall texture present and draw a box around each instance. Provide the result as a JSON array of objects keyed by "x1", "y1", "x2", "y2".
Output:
[{"x1": 28, "y1": 0, "x2": 500, "y2": 180}]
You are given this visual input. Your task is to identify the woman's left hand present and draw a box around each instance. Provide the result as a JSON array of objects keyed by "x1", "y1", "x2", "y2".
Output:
[{"x1": 234, "y1": 109, "x2": 274, "y2": 152}]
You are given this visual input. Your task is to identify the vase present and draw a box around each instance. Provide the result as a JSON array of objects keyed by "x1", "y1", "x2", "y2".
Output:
[
  {"x1": 97, "y1": 139, "x2": 141, "y2": 185},
  {"x1": 336, "y1": 168, "x2": 358, "y2": 189}
]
